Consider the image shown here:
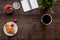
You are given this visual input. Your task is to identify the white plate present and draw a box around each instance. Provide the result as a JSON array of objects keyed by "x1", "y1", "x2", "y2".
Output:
[
  {"x1": 13, "y1": 2, "x2": 20, "y2": 10},
  {"x1": 3, "y1": 22, "x2": 18, "y2": 36}
]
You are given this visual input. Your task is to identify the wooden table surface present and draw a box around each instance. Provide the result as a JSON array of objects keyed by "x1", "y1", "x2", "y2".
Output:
[{"x1": 0, "y1": 0, "x2": 60, "y2": 40}]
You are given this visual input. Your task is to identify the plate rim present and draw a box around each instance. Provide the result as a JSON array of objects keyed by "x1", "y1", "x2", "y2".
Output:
[{"x1": 3, "y1": 22, "x2": 18, "y2": 36}]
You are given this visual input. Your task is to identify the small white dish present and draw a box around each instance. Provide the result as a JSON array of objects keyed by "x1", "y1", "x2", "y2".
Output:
[
  {"x1": 3, "y1": 22, "x2": 18, "y2": 36},
  {"x1": 13, "y1": 2, "x2": 20, "y2": 10}
]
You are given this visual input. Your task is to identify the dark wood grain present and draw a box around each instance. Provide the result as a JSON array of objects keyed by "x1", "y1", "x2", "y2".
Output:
[{"x1": 0, "y1": 0, "x2": 60, "y2": 40}]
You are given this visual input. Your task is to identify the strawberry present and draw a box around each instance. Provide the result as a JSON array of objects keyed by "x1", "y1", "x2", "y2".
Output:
[
  {"x1": 14, "y1": 18, "x2": 17, "y2": 23},
  {"x1": 11, "y1": 24, "x2": 14, "y2": 27}
]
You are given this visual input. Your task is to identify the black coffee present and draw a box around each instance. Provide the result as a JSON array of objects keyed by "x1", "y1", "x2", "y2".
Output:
[{"x1": 42, "y1": 15, "x2": 51, "y2": 24}]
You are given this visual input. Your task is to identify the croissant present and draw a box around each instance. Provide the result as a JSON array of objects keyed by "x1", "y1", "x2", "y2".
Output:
[{"x1": 5, "y1": 23, "x2": 15, "y2": 34}]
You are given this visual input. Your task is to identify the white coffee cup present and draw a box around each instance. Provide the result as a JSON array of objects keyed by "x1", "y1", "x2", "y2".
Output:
[
  {"x1": 13, "y1": 2, "x2": 20, "y2": 10},
  {"x1": 41, "y1": 14, "x2": 52, "y2": 25}
]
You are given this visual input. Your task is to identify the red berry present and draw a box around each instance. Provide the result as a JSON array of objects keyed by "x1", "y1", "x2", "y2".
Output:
[
  {"x1": 5, "y1": 8, "x2": 9, "y2": 11},
  {"x1": 14, "y1": 18, "x2": 17, "y2": 23},
  {"x1": 7, "y1": 6, "x2": 11, "y2": 9},
  {"x1": 11, "y1": 24, "x2": 14, "y2": 27}
]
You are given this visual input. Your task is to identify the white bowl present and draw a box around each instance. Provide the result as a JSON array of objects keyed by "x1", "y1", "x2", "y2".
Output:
[
  {"x1": 4, "y1": 5, "x2": 13, "y2": 13},
  {"x1": 13, "y1": 2, "x2": 20, "y2": 10}
]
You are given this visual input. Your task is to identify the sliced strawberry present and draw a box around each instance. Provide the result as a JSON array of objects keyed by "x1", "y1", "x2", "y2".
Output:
[
  {"x1": 7, "y1": 6, "x2": 11, "y2": 9},
  {"x1": 11, "y1": 24, "x2": 14, "y2": 27}
]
